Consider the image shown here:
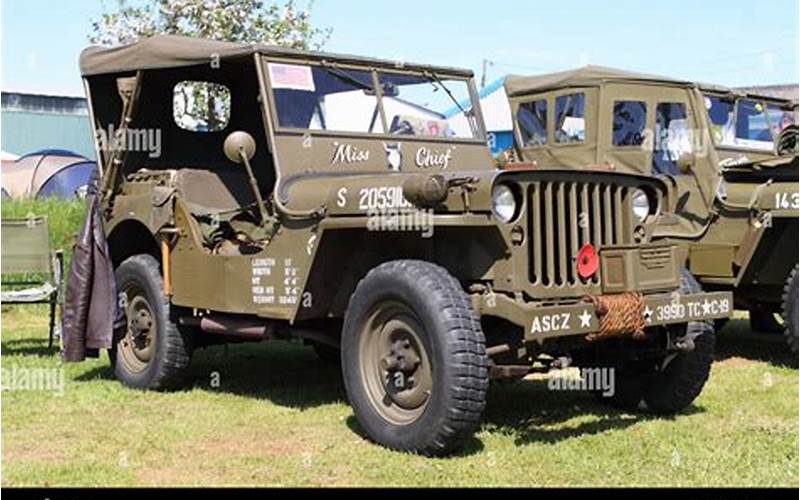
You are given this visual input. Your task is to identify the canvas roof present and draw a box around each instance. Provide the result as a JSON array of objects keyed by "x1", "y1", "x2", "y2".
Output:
[
  {"x1": 504, "y1": 65, "x2": 693, "y2": 96},
  {"x1": 79, "y1": 34, "x2": 474, "y2": 78},
  {"x1": 504, "y1": 65, "x2": 795, "y2": 104}
]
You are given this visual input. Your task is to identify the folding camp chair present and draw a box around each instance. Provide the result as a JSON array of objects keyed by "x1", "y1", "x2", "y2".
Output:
[{"x1": 1, "y1": 216, "x2": 64, "y2": 348}]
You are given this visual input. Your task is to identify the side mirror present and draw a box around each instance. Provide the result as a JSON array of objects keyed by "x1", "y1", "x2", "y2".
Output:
[
  {"x1": 224, "y1": 131, "x2": 257, "y2": 163},
  {"x1": 222, "y1": 130, "x2": 269, "y2": 225},
  {"x1": 677, "y1": 153, "x2": 694, "y2": 174}
]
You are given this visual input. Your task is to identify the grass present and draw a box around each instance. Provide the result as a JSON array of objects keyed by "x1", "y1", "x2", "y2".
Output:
[
  {"x1": 1, "y1": 306, "x2": 797, "y2": 487},
  {"x1": 1, "y1": 198, "x2": 797, "y2": 486}
]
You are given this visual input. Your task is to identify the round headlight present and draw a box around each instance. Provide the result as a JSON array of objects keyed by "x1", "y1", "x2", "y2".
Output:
[
  {"x1": 631, "y1": 188, "x2": 652, "y2": 222},
  {"x1": 492, "y1": 184, "x2": 517, "y2": 223}
]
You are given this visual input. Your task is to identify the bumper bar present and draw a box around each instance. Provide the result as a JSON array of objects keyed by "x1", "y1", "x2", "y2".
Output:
[{"x1": 476, "y1": 291, "x2": 733, "y2": 343}]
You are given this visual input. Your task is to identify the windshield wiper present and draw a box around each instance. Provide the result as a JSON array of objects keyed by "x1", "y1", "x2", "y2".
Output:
[
  {"x1": 321, "y1": 63, "x2": 374, "y2": 92},
  {"x1": 425, "y1": 71, "x2": 470, "y2": 116},
  {"x1": 425, "y1": 71, "x2": 477, "y2": 136}
]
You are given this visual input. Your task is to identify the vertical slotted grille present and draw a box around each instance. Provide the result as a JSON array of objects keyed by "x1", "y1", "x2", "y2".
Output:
[{"x1": 528, "y1": 180, "x2": 631, "y2": 288}]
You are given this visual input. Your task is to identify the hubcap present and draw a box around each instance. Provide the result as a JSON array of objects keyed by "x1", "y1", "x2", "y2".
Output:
[
  {"x1": 118, "y1": 285, "x2": 156, "y2": 373},
  {"x1": 359, "y1": 301, "x2": 432, "y2": 425}
]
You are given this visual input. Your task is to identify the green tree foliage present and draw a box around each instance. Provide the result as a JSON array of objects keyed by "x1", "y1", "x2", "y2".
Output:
[{"x1": 89, "y1": 0, "x2": 331, "y2": 49}]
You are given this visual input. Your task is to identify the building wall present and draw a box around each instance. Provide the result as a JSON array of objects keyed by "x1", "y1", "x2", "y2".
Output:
[
  {"x1": 1, "y1": 91, "x2": 95, "y2": 159},
  {"x1": 1, "y1": 110, "x2": 95, "y2": 158}
]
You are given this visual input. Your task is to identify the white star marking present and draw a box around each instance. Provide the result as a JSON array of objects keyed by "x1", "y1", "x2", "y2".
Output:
[
  {"x1": 701, "y1": 299, "x2": 712, "y2": 315},
  {"x1": 643, "y1": 305, "x2": 653, "y2": 324},
  {"x1": 579, "y1": 309, "x2": 592, "y2": 328}
]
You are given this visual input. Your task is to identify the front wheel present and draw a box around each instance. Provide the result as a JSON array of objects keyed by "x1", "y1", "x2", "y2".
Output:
[
  {"x1": 342, "y1": 260, "x2": 489, "y2": 455},
  {"x1": 111, "y1": 254, "x2": 193, "y2": 390},
  {"x1": 597, "y1": 270, "x2": 715, "y2": 414}
]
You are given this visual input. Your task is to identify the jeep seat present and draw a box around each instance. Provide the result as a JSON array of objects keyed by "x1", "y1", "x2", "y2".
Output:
[{"x1": 172, "y1": 167, "x2": 256, "y2": 216}]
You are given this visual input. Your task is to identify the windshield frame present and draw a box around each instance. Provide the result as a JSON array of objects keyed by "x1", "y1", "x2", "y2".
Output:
[{"x1": 261, "y1": 56, "x2": 487, "y2": 144}]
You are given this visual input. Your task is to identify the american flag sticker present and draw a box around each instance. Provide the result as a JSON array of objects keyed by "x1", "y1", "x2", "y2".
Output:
[{"x1": 268, "y1": 63, "x2": 316, "y2": 92}]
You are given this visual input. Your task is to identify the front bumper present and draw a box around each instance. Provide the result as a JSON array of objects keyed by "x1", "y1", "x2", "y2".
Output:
[{"x1": 475, "y1": 290, "x2": 733, "y2": 343}]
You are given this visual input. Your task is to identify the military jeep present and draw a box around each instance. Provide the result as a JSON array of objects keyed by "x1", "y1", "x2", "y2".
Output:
[
  {"x1": 505, "y1": 66, "x2": 798, "y2": 356},
  {"x1": 80, "y1": 37, "x2": 731, "y2": 455}
]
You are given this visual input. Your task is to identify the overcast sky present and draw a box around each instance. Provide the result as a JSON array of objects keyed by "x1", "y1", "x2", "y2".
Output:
[{"x1": 1, "y1": 0, "x2": 797, "y2": 96}]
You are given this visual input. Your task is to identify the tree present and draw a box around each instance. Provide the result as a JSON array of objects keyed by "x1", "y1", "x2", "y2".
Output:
[{"x1": 89, "y1": 0, "x2": 331, "y2": 49}]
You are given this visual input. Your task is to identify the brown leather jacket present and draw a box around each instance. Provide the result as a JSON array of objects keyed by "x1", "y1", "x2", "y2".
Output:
[{"x1": 61, "y1": 192, "x2": 122, "y2": 361}]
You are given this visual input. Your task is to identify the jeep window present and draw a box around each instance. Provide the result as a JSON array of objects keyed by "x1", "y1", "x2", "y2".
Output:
[
  {"x1": 173, "y1": 81, "x2": 231, "y2": 132},
  {"x1": 612, "y1": 100, "x2": 646, "y2": 146},
  {"x1": 733, "y1": 99, "x2": 773, "y2": 150},
  {"x1": 377, "y1": 72, "x2": 478, "y2": 139},
  {"x1": 554, "y1": 93, "x2": 585, "y2": 143},
  {"x1": 270, "y1": 63, "x2": 384, "y2": 133},
  {"x1": 704, "y1": 95, "x2": 736, "y2": 146},
  {"x1": 766, "y1": 103, "x2": 797, "y2": 137},
  {"x1": 517, "y1": 99, "x2": 547, "y2": 147},
  {"x1": 653, "y1": 102, "x2": 691, "y2": 175}
]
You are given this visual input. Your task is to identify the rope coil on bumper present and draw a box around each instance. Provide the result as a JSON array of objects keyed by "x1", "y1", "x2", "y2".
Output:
[{"x1": 583, "y1": 292, "x2": 647, "y2": 341}]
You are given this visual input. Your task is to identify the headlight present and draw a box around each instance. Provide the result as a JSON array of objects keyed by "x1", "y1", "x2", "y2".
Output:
[
  {"x1": 631, "y1": 188, "x2": 652, "y2": 222},
  {"x1": 492, "y1": 184, "x2": 517, "y2": 223}
]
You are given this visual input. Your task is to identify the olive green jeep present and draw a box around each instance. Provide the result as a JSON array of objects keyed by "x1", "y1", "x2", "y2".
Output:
[
  {"x1": 505, "y1": 66, "x2": 798, "y2": 356},
  {"x1": 80, "y1": 38, "x2": 732, "y2": 455}
]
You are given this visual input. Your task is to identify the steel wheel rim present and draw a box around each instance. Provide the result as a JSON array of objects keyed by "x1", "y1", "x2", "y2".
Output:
[
  {"x1": 358, "y1": 300, "x2": 432, "y2": 426},
  {"x1": 118, "y1": 283, "x2": 156, "y2": 374}
]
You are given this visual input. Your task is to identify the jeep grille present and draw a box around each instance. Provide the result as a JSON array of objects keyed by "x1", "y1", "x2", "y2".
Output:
[{"x1": 527, "y1": 180, "x2": 633, "y2": 288}]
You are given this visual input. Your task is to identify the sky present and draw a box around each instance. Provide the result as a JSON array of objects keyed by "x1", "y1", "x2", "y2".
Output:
[{"x1": 1, "y1": 0, "x2": 798, "y2": 96}]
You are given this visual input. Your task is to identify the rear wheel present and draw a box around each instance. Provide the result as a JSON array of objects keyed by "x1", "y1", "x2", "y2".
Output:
[
  {"x1": 597, "y1": 270, "x2": 715, "y2": 414},
  {"x1": 111, "y1": 254, "x2": 193, "y2": 390},
  {"x1": 782, "y1": 265, "x2": 798, "y2": 358},
  {"x1": 342, "y1": 260, "x2": 489, "y2": 455}
]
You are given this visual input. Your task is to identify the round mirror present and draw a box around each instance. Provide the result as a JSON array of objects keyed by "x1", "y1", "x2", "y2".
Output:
[{"x1": 223, "y1": 131, "x2": 257, "y2": 163}]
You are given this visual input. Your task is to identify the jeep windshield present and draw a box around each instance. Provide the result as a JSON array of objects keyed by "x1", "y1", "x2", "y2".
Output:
[
  {"x1": 268, "y1": 62, "x2": 481, "y2": 140},
  {"x1": 704, "y1": 94, "x2": 797, "y2": 151}
]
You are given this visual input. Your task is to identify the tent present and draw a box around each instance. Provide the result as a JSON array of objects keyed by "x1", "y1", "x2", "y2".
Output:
[{"x1": 1, "y1": 149, "x2": 97, "y2": 199}]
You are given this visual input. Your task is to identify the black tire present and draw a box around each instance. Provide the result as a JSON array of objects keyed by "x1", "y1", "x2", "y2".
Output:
[
  {"x1": 782, "y1": 265, "x2": 798, "y2": 358},
  {"x1": 598, "y1": 270, "x2": 715, "y2": 414},
  {"x1": 749, "y1": 309, "x2": 783, "y2": 334},
  {"x1": 341, "y1": 260, "x2": 489, "y2": 455},
  {"x1": 111, "y1": 254, "x2": 193, "y2": 390}
]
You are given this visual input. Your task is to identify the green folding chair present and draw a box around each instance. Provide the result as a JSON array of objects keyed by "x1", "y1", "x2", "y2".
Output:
[{"x1": 1, "y1": 216, "x2": 64, "y2": 348}]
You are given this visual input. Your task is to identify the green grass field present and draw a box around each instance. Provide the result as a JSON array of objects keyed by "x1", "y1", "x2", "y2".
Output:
[
  {"x1": 1, "y1": 199, "x2": 797, "y2": 486},
  {"x1": 1, "y1": 305, "x2": 797, "y2": 487}
]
